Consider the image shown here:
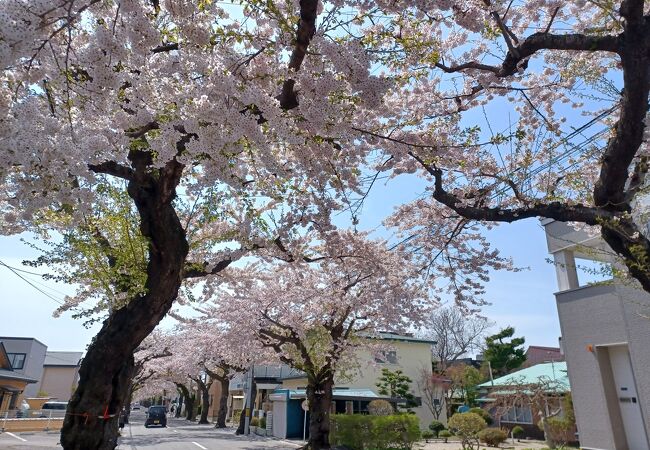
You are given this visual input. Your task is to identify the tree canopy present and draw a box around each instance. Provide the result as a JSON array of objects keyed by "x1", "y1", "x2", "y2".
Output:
[
  {"x1": 1, "y1": 0, "x2": 648, "y2": 449},
  {"x1": 484, "y1": 326, "x2": 527, "y2": 376}
]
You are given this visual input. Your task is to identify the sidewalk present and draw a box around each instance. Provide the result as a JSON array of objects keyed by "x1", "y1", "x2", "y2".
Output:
[{"x1": 420, "y1": 439, "x2": 551, "y2": 449}]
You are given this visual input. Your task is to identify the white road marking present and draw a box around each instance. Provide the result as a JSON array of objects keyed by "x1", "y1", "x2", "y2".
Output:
[
  {"x1": 192, "y1": 442, "x2": 208, "y2": 449},
  {"x1": 5, "y1": 432, "x2": 27, "y2": 442},
  {"x1": 173, "y1": 429, "x2": 178, "y2": 433}
]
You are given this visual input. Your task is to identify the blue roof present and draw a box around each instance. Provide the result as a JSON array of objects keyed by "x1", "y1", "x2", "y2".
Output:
[{"x1": 478, "y1": 362, "x2": 570, "y2": 393}]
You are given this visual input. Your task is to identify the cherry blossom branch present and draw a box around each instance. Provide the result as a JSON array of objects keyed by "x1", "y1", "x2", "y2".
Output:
[
  {"x1": 278, "y1": 0, "x2": 319, "y2": 109},
  {"x1": 151, "y1": 43, "x2": 178, "y2": 54},
  {"x1": 183, "y1": 246, "x2": 261, "y2": 279},
  {"x1": 436, "y1": 32, "x2": 621, "y2": 78},
  {"x1": 87, "y1": 161, "x2": 134, "y2": 180},
  {"x1": 592, "y1": 10, "x2": 650, "y2": 211},
  {"x1": 408, "y1": 152, "x2": 617, "y2": 225}
]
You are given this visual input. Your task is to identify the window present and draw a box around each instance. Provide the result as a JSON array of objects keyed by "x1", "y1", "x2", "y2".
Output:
[
  {"x1": 501, "y1": 404, "x2": 533, "y2": 424},
  {"x1": 7, "y1": 353, "x2": 26, "y2": 370},
  {"x1": 374, "y1": 350, "x2": 398, "y2": 364}
]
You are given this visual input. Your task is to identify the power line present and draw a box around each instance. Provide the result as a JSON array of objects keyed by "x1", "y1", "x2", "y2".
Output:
[{"x1": 0, "y1": 259, "x2": 66, "y2": 306}]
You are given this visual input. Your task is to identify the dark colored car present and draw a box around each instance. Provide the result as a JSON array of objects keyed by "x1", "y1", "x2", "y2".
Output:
[{"x1": 144, "y1": 405, "x2": 167, "y2": 428}]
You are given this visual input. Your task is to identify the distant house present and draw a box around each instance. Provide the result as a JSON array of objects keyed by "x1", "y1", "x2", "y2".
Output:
[
  {"x1": 0, "y1": 342, "x2": 38, "y2": 412},
  {"x1": 477, "y1": 362, "x2": 572, "y2": 440},
  {"x1": 37, "y1": 351, "x2": 83, "y2": 401},
  {"x1": 0, "y1": 337, "x2": 83, "y2": 405},
  {"x1": 0, "y1": 337, "x2": 47, "y2": 398},
  {"x1": 207, "y1": 364, "x2": 301, "y2": 422},
  {"x1": 269, "y1": 333, "x2": 438, "y2": 439},
  {"x1": 543, "y1": 220, "x2": 650, "y2": 450},
  {"x1": 523, "y1": 346, "x2": 564, "y2": 368},
  {"x1": 444, "y1": 357, "x2": 484, "y2": 370}
]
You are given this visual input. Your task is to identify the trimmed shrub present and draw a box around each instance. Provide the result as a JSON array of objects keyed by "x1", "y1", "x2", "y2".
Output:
[
  {"x1": 368, "y1": 399, "x2": 394, "y2": 416},
  {"x1": 512, "y1": 425, "x2": 525, "y2": 439},
  {"x1": 478, "y1": 428, "x2": 508, "y2": 447},
  {"x1": 448, "y1": 412, "x2": 487, "y2": 450},
  {"x1": 250, "y1": 417, "x2": 259, "y2": 427},
  {"x1": 421, "y1": 430, "x2": 435, "y2": 442},
  {"x1": 330, "y1": 414, "x2": 420, "y2": 450},
  {"x1": 438, "y1": 430, "x2": 452, "y2": 443},
  {"x1": 259, "y1": 416, "x2": 266, "y2": 429},
  {"x1": 469, "y1": 407, "x2": 493, "y2": 425},
  {"x1": 428, "y1": 420, "x2": 445, "y2": 437}
]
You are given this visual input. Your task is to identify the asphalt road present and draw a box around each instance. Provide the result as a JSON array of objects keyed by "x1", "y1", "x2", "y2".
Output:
[{"x1": 0, "y1": 411, "x2": 301, "y2": 450}]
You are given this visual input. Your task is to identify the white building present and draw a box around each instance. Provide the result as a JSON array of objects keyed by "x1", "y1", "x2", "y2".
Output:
[{"x1": 543, "y1": 219, "x2": 650, "y2": 450}]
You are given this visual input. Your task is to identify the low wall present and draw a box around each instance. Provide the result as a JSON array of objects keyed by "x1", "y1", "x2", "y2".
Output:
[{"x1": 1, "y1": 418, "x2": 64, "y2": 432}]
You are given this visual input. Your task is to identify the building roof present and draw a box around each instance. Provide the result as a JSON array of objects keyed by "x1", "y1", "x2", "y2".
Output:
[
  {"x1": 373, "y1": 332, "x2": 436, "y2": 345},
  {"x1": 279, "y1": 388, "x2": 386, "y2": 401},
  {"x1": 524, "y1": 346, "x2": 564, "y2": 367},
  {"x1": 0, "y1": 336, "x2": 47, "y2": 347},
  {"x1": 44, "y1": 351, "x2": 83, "y2": 367},
  {"x1": 478, "y1": 362, "x2": 570, "y2": 393},
  {"x1": 280, "y1": 372, "x2": 307, "y2": 381},
  {"x1": 0, "y1": 368, "x2": 38, "y2": 384}
]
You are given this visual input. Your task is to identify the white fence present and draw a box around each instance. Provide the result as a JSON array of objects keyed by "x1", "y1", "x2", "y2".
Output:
[{"x1": 1, "y1": 409, "x2": 65, "y2": 431}]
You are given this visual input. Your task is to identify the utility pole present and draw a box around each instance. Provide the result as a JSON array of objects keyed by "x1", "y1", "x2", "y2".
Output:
[{"x1": 243, "y1": 366, "x2": 254, "y2": 435}]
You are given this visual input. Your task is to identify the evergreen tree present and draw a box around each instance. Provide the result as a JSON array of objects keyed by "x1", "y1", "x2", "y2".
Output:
[
  {"x1": 484, "y1": 327, "x2": 526, "y2": 376},
  {"x1": 376, "y1": 368, "x2": 417, "y2": 411}
]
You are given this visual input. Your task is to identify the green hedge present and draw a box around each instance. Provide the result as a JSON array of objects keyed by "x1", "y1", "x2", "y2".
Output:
[{"x1": 330, "y1": 414, "x2": 420, "y2": 450}]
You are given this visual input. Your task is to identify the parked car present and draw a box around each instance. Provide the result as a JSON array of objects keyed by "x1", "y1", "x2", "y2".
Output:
[
  {"x1": 144, "y1": 405, "x2": 167, "y2": 428},
  {"x1": 42, "y1": 401, "x2": 68, "y2": 410},
  {"x1": 40, "y1": 401, "x2": 68, "y2": 418},
  {"x1": 131, "y1": 403, "x2": 141, "y2": 410}
]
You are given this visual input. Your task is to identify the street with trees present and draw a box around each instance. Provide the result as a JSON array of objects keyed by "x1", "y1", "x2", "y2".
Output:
[{"x1": 1, "y1": 0, "x2": 648, "y2": 449}]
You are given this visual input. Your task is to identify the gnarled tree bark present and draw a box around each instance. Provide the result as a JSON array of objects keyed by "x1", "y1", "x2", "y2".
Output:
[
  {"x1": 306, "y1": 376, "x2": 335, "y2": 450},
  {"x1": 60, "y1": 155, "x2": 188, "y2": 450}
]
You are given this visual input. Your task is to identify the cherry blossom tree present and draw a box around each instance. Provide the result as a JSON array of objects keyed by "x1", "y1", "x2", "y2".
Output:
[
  {"x1": 129, "y1": 331, "x2": 173, "y2": 411},
  {"x1": 352, "y1": 0, "x2": 650, "y2": 292},
  {"x1": 172, "y1": 316, "x2": 270, "y2": 427},
  {"x1": 0, "y1": 0, "x2": 384, "y2": 448},
  {"x1": 3, "y1": 1, "x2": 636, "y2": 449},
  {"x1": 207, "y1": 229, "x2": 433, "y2": 449}
]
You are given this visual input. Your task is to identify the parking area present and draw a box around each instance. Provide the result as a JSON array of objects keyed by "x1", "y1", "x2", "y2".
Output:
[{"x1": 0, "y1": 412, "x2": 302, "y2": 450}]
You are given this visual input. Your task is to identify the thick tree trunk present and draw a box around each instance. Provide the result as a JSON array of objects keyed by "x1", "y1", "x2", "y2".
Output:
[
  {"x1": 199, "y1": 390, "x2": 210, "y2": 424},
  {"x1": 60, "y1": 161, "x2": 188, "y2": 450},
  {"x1": 186, "y1": 393, "x2": 196, "y2": 421},
  {"x1": 235, "y1": 380, "x2": 256, "y2": 435},
  {"x1": 306, "y1": 377, "x2": 334, "y2": 450},
  {"x1": 215, "y1": 378, "x2": 229, "y2": 428},
  {"x1": 196, "y1": 377, "x2": 212, "y2": 425}
]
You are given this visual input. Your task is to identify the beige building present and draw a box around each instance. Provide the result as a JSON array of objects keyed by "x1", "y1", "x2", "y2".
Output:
[
  {"x1": 543, "y1": 219, "x2": 650, "y2": 450},
  {"x1": 36, "y1": 352, "x2": 83, "y2": 402},
  {"x1": 269, "y1": 333, "x2": 438, "y2": 439}
]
